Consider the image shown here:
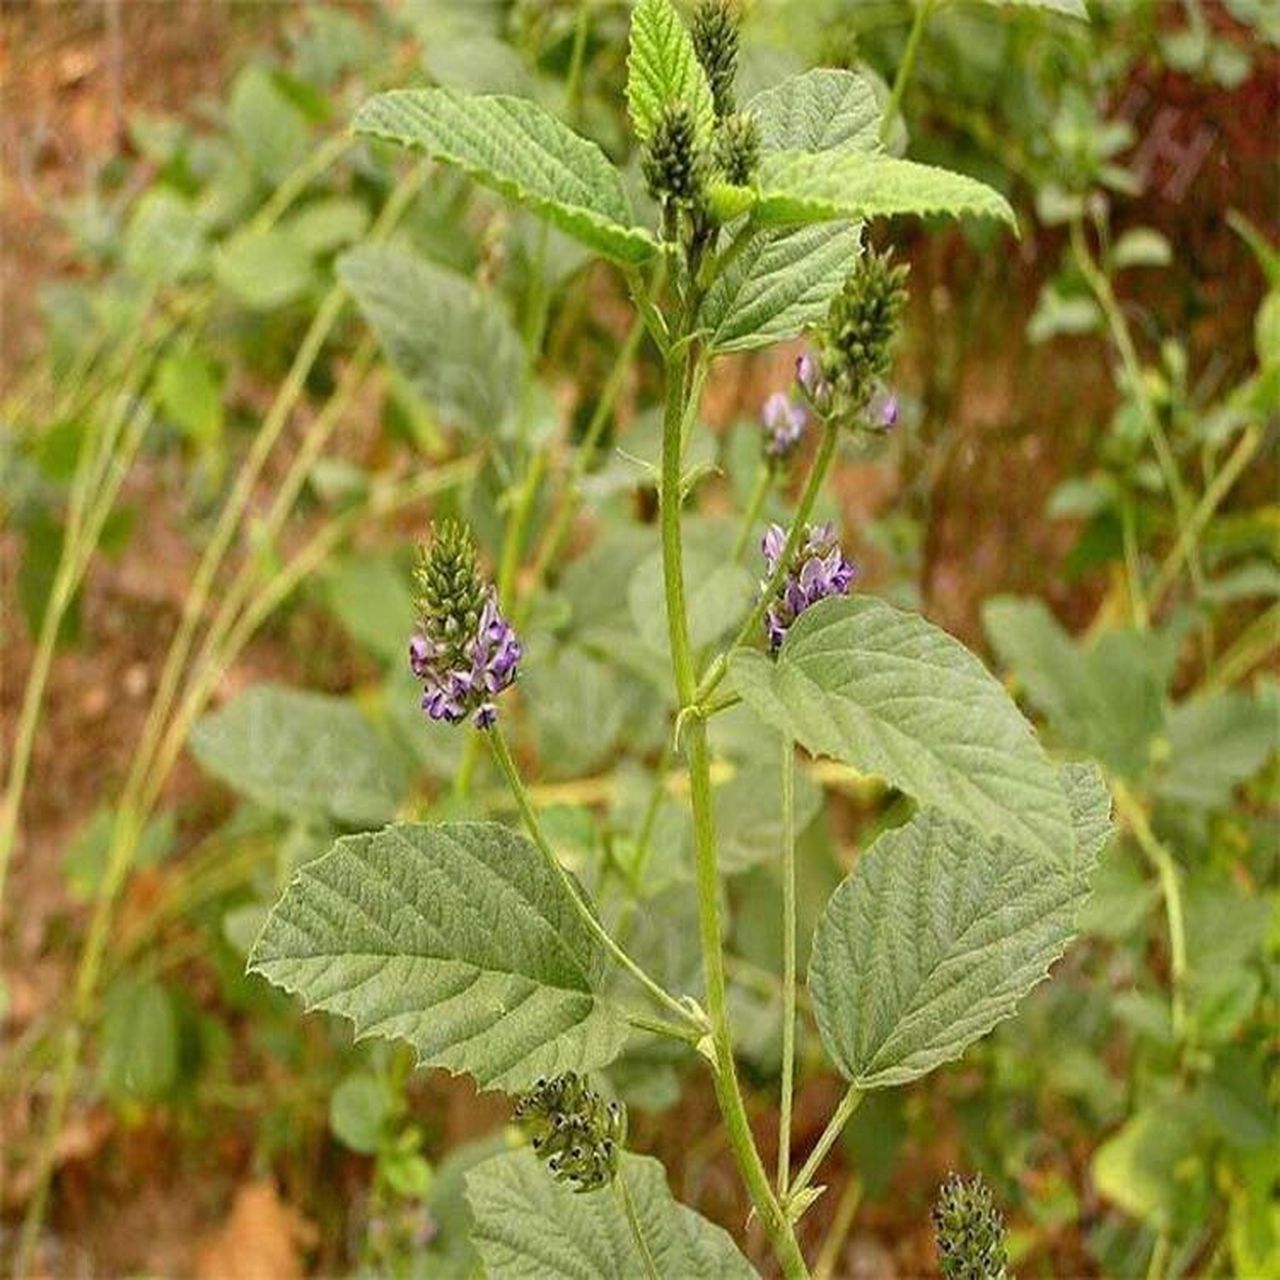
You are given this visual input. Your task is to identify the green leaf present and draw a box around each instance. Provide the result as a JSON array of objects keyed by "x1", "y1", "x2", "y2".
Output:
[
  {"x1": 465, "y1": 1149, "x2": 756, "y2": 1279},
  {"x1": 99, "y1": 979, "x2": 179, "y2": 1101},
  {"x1": 155, "y1": 352, "x2": 223, "y2": 448},
  {"x1": 1093, "y1": 1104, "x2": 1202, "y2": 1230},
  {"x1": 228, "y1": 65, "x2": 311, "y2": 184},
  {"x1": 1158, "y1": 691, "x2": 1276, "y2": 808},
  {"x1": 716, "y1": 763, "x2": 823, "y2": 874},
  {"x1": 731, "y1": 596, "x2": 1074, "y2": 865},
  {"x1": 753, "y1": 150, "x2": 1016, "y2": 230},
  {"x1": 282, "y1": 196, "x2": 371, "y2": 255},
  {"x1": 808, "y1": 763, "x2": 1110, "y2": 1089},
  {"x1": 190, "y1": 683, "x2": 408, "y2": 827},
  {"x1": 329, "y1": 1071, "x2": 390, "y2": 1154},
  {"x1": 248, "y1": 822, "x2": 631, "y2": 1091},
  {"x1": 626, "y1": 0, "x2": 715, "y2": 148},
  {"x1": 748, "y1": 69, "x2": 881, "y2": 153},
  {"x1": 123, "y1": 190, "x2": 206, "y2": 283},
  {"x1": 353, "y1": 89, "x2": 657, "y2": 264},
  {"x1": 697, "y1": 223, "x2": 862, "y2": 353},
  {"x1": 1111, "y1": 227, "x2": 1173, "y2": 270},
  {"x1": 338, "y1": 244, "x2": 522, "y2": 434},
  {"x1": 214, "y1": 229, "x2": 315, "y2": 310}
]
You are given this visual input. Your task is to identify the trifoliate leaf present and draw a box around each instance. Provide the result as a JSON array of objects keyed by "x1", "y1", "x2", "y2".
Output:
[{"x1": 249, "y1": 822, "x2": 631, "y2": 1091}]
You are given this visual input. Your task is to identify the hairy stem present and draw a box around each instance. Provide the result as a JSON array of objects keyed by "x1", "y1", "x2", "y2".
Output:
[
  {"x1": 616, "y1": 1173, "x2": 660, "y2": 1280},
  {"x1": 487, "y1": 725, "x2": 699, "y2": 1029},
  {"x1": 777, "y1": 735, "x2": 798, "y2": 1194},
  {"x1": 659, "y1": 314, "x2": 810, "y2": 1279},
  {"x1": 787, "y1": 1086, "x2": 863, "y2": 1211}
]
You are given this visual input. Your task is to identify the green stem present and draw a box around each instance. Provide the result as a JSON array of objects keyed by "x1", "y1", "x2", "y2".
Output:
[
  {"x1": 1120, "y1": 497, "x2": 1149, "y2": 630},
  {"x1": 659, "y1": 319, "x2": 809, "y2": 1279},
  {"x1": 487, "y1": 725, "x2": 698, "y2": 1029},
  {"x1": 814, "y1": 1177, "x2": 863, "y2": 1280},
  {"x1": 733, "y1": 462, "x2": 772, "y2": 562},
  {"x1": 697, "y1": 418, "x2": 840, "y2": 705},
  {"x1": 777, "y1": 735, "x2": 798, "y2": 1195},
  {"x1": 616, "y1": 1173, "x2": 660, "y2": 1280},
  {"x1": 880, "y1": 0, "x2": 935, "y2": 144},
  {"x1": 1113, "y1": 782, "x2": 1188, "y2": 1043},
  {"x1": 786, "y1": 1086, "x2": 864, "y2": 1211}
]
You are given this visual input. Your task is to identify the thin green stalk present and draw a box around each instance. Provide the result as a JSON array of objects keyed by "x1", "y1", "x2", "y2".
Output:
[
  {"x1": 1113, "y1": 782, "x2": 1188, "y2": 1043},
  {"x1": 1200, "y1": 602, "x2": 1278, "y2": 694},
  {"x1": 616, "y1": 1173, "x2": 660, "y2": 1280},
  {"x1": 814, "y1": 1176, "x2": 863, "y2": 1280},
  {"x1": 777, "y1": 734, "x2": 798, "y2": 1195},
  {"x1": 487, "y1": 725, "x2": 699, "y2": 1029},
  {"x1": 786, "y1": 1085, "x2": 864, "y2": 1211},
  {"x1": 880, "y1": 0, "x2": 935, "y2": 144},
  {"x1": 732, "y1": 462, "x2": 772, "y2": 562},
  {"x1": 1120, "y1": 497, "x2": 1149, "y2": 630},
  {"x1": 697, "y1": 419, "x2": 840, "y2": 705},
  {"x1": 659, "y1": 316, "x2": 809, "y2": 1279}
]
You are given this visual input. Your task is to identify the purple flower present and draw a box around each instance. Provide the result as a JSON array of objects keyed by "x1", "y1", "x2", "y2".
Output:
[
  {"x1": 868, "y1": 384, "x2": 899, "y2": 430},
  {"x1": 795, "y1": 351, "x2": 832, "y2": 414},
  {"x1": 761, "y1": 521, "x2": 856, "y2": 651},
  {"x1": 761, "y1": 391, "x2": 806, "y2": 461},
  {"x1": 409, "y1": 588, "x2": 522, "y2": 729}
]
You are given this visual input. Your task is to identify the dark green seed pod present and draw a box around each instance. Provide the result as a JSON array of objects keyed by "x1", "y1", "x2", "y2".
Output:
[
  {"x1": 715, "y1": 111, "x2": 760, "y2": 186},
  {"x1": 818, "y1": 249, "x2": 909, "y2": 420},
  {"x1": 932, "y1": 1173, "x2": 1009, "y2": 1280},
  {"x1": 513, "y1": 1072, "x2": 627, "y2": 1194},
  {"x1": 642, "y1": 101, "x2": 705, "y2": 212},
  {"x1": 692, "y1": 0, "x2": 739, "y2": 119},
  {"x1": 413, "y1": 521, "x2": 489, "y2": 671}
]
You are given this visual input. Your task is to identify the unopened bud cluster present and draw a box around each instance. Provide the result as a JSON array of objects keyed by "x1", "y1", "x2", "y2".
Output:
[
  {"x1": 932, "y1": 1173, "x2": 1009, "y2": 1280},
  {"x1": 643, "y1": 102, "x2": 705, "y2": 210},
  {"x1": 514, "y1": 1072, "x2": 626, "y2": 1194},
  {"x1": 409, "y1": 522, "x2": 521, "y2": 729},
  {"x1": 692, "y1": 0, "x2": 738, "y2": 119},
  {"x1": 800, "y1": 250, "x2": 908, "y2": 427}
]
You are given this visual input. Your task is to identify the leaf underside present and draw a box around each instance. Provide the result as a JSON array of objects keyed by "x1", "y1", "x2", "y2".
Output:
[
  {"x1": 249, "y1": 822, "x2": 630, "y2": 1092},
  {"x1": 731, "y1": 595, "x2": 1075, "y2": 865},
  {"x1": 808, "y1": 763, "x2": 1111, "y2": 1089},
  {"x1": 353, "y1": 89, "x2": 658, "y2": 264},
  {"x1": 466, "y1": 1150, "x2": 756, "y2": 1280}
]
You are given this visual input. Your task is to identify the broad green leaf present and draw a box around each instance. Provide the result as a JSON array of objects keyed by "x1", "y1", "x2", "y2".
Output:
[
  {"x1": 983, "y1": 597, "x2": 1171, "y2": 779},
  {"x1": 249, "y1": 822, "x2": 631, "y2": 1091},
  {"x1": 697, "y1": 222, "x2": 862, "y2": 353},
  {"x1": 323, "y1": 552, "x2": 415, "y2": 665},
  {"x1": 808, "y1": 764, "x2": 1110, "y2": 1089},
  {"x1": 338, "y1": 244, "x2": 522, "y2": 434},
  {"x1": 329, "y1": 1071, "x2": 390, "y2": 1154},
  {"x1": 1158, "y1": 691, "x2": 1276, "y2": 808},
  {"x1": 1093, "y1": 1104, "x2": 1202, "y2": 1230},
  {"x1": 523, "y1": 643, "x2": 629, "y2": 778},
  {"x1": 215, "y1": 228, "x2": 315, "y2": 310},
  {"x1": 716, "y1": 762, "x2": 823, "y2": 874},
  {"x1": 154, "y1": 352, "x2": 223, "y2": 447},
  {"x1": 99, "y1": 979, "x2": 179, "y2": 1101},
  {"x1": 753, "y1": 150, "x2": 1016, "y2": 230},
  {"x1": 353, "y1": 89, "x2": 657, "y2": 264},
  {"x1": 466, "y1": 1150, "x2": 756, "y2": 1279},
  {"x1": 190, "y1": 683, "x2": 408, "y2": 827},
  {"x1": 123, "y1": 190, "x2": 206, "y2": 283},
  {"x1": 282, "y1": 196, "x2": 370, "y2": 254},
  {"x1": 748, "y1": 69, "x2": 881, "y2": 153},
  {"x1": 228, "y1": 65, "x2": 311, "y2": 184},
  {"x1": 731, "y1": 596, "x2": 1074, "y2": 865},
  {"x1": 626, "y1": 0, "x2": 715, "y2": 148}
]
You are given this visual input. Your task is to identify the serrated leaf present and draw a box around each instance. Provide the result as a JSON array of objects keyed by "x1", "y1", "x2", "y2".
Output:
[
  {"x1": 753, "y1": 150, "x2": 1016, "y2": 230},
  {"x1": 1158, "y1": 692, "x2": 1276, "y2": 809},
  {"x1": 353, "y1": 89, "x2": 657, "y2": 264},
  {"x1": 748, "y1": 69, "x2": 881, "y2": 153},
  {"x1": 249, "y1": 822, "x2": 631, "y2": 1092},
  {"x1": 626, "y1": 0, "x2": 715, "y2": 148},
  {"x1": 339, "y1": 244, "x2": 522, "y2": 434},
  {"x1": 731, "y1": 596, "x2": 1073, "y2": 865},
  {"x1": 190, "y1": 684, "x2": 408, "y2": 827},
  {"x1": 808, "y1": 764, "x2": 1109, "y2": 1089},
  {"x1": 466, "y1": 1149, "x2": 756, "y2": 1279},
  {"x1": 697, "y1": 222, "x2": 862, "y2": 352}
]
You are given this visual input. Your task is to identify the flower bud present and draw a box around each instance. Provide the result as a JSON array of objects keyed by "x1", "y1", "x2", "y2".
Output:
[
  {"x1": 514, "y1": 1072, "x2": 626, "y2": 1194},
  {"x1": 642, "y1": 101, "x2": 705, "y2": 213},
  {"x1": 691, "y1": 0, "x2": 740, "y2": 119},
  {"x1": 410, "y1": 522, "x2": 522, "y2": 729},
  {"x1": 715, "y1": 110, "x2": 760, "y2": 186},
  {"x1": 761, "y1": 522, "x2": 856, "y2": 651},
  {"x1": 932, "y1": 1173, "x2": 1009, "y2": 1280},
  {"x1": 818, "y1": 249, "x2": 909, "y2": 424}
]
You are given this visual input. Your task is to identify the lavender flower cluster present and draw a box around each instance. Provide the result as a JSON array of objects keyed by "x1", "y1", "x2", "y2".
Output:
[
  {"x1": 761, "y1": 391, "x2": 807, "y2": 462},
  {"x1": 410, "y1": 591, "x2": 521, "y2": 729},
  {"x1": 796, "y1": 353, "x2": 899, "y2": 431},
  {"x1": 762, "y1": 521, "x2": 857, "y2": 651}
]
